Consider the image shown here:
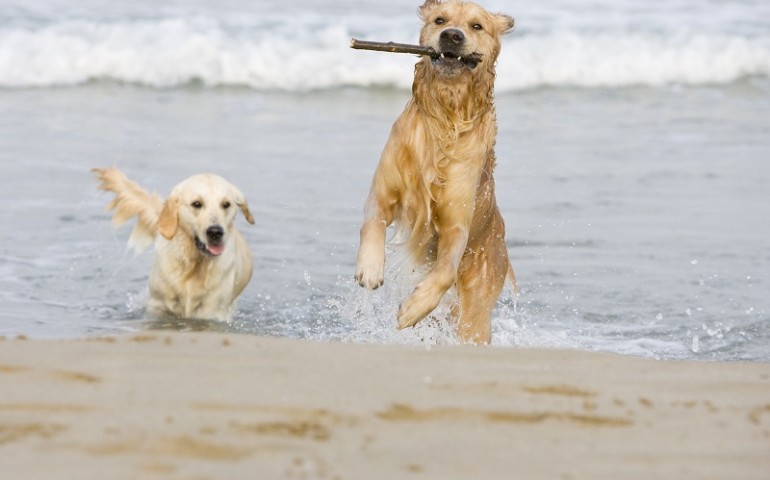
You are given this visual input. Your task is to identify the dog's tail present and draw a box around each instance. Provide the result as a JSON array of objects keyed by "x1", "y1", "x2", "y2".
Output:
[{"x1": 92, "y1": 167, "x2": 164, "y2": 253}]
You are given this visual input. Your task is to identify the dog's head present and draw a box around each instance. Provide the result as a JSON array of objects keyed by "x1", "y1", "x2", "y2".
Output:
[
  {"x1": 157, "y1": 174, "x2": 255, "y2": 257},
  {"x1": 418, "y1": 0, "x2": 513, "y2": 78}
]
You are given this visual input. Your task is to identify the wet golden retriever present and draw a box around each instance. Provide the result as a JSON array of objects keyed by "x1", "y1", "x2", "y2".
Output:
[
  {"x1": 355, "y1": 0, "x2": 516, "y2": 344},
  {"x1": 93, "y1": 167, "x2": 255, "y2": 321}
]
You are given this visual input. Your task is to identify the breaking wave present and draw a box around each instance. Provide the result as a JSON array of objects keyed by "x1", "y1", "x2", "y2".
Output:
[{"x1": 1, "y1": 18, "x2": 769, "y2": 90}]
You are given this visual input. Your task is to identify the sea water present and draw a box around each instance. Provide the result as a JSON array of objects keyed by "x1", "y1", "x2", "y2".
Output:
[{"x1": 1, "y1": 0, "x2": 768, "y2": 361}]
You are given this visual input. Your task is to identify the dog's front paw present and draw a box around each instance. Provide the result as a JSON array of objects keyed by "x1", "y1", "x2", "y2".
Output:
[
  {"x1": 397, "y1": 283, "x2": 441, "y2": 329},
  {"x1": 354, "y1": 250, "x2": 385, "y2": 290}
]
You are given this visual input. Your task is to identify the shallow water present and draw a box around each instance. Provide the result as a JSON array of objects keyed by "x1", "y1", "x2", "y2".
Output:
[
  {"x1": 1, "y1": 0, "x2": 769, "y2": 361},
  {"x1": 1, "y1": 81, "x2": 768, "y2": 361}
]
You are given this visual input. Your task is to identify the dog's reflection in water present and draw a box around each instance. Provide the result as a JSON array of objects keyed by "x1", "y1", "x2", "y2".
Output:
[{"x1": 145, "y1": 313, "x2": 238, "y2": 334}]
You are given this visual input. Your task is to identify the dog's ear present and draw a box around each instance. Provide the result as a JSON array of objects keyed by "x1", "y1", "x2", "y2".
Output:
[
  {"x1": 419, "y1": 0, "x2": 441, "y2": 19},
  {"x1": 494, "y1": 14, "x2": 515, "y2": 35},
  {"x1": 157, "y1": 196, "x2": 179, "y2": 240},
  {"x1": 232, "y1": 187, "x2": 255, "y2": 225},
  {"x1": 238, "y1": 201, "x2": 255, "y2": 225}
]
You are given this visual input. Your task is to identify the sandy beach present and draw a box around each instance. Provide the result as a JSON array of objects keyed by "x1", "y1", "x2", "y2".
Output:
[{"x1": 1, "y1": 332, "x2": 768, "y2": 479}]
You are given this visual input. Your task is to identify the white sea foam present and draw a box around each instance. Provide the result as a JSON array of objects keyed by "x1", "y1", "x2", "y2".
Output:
[
  {"x1": 1, "y1": 19, "x2": 769, "y2": 90},
  {"x1": 499, "y1": 30, "x2": 770, "y2": 90}
]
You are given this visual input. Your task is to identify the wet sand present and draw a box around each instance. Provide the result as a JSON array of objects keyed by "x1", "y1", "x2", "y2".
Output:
[{"x1": 1, "y1": 332, "x2": 769, "y2": 479}]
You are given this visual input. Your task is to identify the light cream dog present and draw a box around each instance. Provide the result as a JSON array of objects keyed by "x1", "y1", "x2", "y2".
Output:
[
  {"x1": 93, "y1": 167, "x2": 255, "y2": 321},
  {"x1": 355, "y1": 0, "x2": 516, "y2": 344}
]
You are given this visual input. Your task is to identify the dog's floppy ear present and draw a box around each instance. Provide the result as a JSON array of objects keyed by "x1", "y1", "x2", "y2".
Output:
[
  {"x1": 495, "y1": 14, "x2": 515, "y2": 35},
  {"x1": 232, "y1": 187, "x2": 255, "y2": 225},
  {"x1": 158, "y1": 196, "x2": 179, "y2": 240},
  {"x1": 238, "y1": 201, "x2": 255, "y2": 225},
  {"x1": 419, "y1": 0, "x2": 441, "y2": 19}
]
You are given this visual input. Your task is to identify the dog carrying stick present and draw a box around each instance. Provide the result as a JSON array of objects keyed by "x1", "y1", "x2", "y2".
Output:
[
  {"x1": 350, "y1": 38, "x2": 483, "y2": 64},
  {"x1": 350, "y1": 39, "x2": 437, "y2": 58}
]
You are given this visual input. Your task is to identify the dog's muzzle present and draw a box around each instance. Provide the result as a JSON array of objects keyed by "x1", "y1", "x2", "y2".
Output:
[
  {"x1": 440, "y1": 28, "x2": 465, "y2": 49},
  {"x1": 195, "y1": 225, "x2": 226, "y2": 257},
  {"x1": 431, "y1": 28, "x2": 482, "y2": 71}
]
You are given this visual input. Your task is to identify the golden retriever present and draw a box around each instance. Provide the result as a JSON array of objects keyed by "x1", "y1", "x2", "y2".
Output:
[
  {"x1": 355, "y1": 0, "x2": 516, "y2": 344},
  {"x1": 93, "y1": 167, "x2": 255, "y2": 321}
]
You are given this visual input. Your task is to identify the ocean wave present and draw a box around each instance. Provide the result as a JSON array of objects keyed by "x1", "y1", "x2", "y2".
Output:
[
  {"x1": 1, "y1": 18, "x2": 769, "y2": 90},
  {"x1": 498, "y1": 30, "x2": 770, "y2": 90}
]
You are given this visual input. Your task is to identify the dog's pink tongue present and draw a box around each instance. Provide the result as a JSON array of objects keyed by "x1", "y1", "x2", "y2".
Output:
[{"x1": 207, "y1": 244, "x2": 225, "y2": 256}]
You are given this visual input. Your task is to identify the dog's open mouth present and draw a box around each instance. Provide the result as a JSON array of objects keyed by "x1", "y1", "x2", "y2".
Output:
[
  {"x1": 195, "y1": 236, "x2": 225, "y2": 257},
  {"x1": 431, "y1": 50, "x2": 482, "y2": 70}
]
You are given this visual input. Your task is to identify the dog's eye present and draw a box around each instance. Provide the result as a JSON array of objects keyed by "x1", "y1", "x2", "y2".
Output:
[
  {"x1": 435, "y1": 17, "x2": 445, "y2": 25},
  {"x1": 472, "y1": 23, "x2": 483, "y2": 31},
  {"x1": 191, "y1": 201, "x2": 203, "y2": 209},
  {"x1": 222, "y1": 201, "x2": 231, "y2": 209}
]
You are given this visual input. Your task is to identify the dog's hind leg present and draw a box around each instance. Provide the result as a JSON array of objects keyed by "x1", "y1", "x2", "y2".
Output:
[{"x1": 454, "y1": 238, "x2": 508, "y2": 344}]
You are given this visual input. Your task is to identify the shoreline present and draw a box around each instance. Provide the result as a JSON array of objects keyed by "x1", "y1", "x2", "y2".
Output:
[{"x1": 2, "y1": 332, "x2": 769, "y2": 478}]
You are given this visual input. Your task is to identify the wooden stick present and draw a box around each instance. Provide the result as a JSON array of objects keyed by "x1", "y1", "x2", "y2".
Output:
[
  {"x1": 350, "y1": 38, "x2": 483, "y2": 65},
  {"x1": 350, "y1": 39, "x2": 437, "y2": 58}
]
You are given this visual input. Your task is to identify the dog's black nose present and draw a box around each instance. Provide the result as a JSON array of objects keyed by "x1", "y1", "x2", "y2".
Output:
[
  {"x1": 206, "y1": 225, "x2": 224, "y2": 244},
  {"x1": 440, "y1": 28, "x2": 465, "y2": 46}
]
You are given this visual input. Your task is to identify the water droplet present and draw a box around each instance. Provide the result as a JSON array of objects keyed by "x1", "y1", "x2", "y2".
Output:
[
  {"x1": 691, "y1": 336, "x2": 700, "y2": 353},
  {"x1": 655, "y1": 313, "x2": 663, "y2": 320},
  {"x1": 690, "y1": 259, "x2": 698, "y2": 265}
]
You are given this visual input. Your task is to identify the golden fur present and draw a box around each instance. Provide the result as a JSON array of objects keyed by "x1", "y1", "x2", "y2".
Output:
[
  {"x1": 93, "y1": 167, "x2": 255, "y2": 321},
  {"x1": 355, "y1": 0, "x2": 516, "y2": 344}
]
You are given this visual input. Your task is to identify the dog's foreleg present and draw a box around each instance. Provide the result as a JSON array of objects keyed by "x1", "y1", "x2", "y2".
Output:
[
  {"x1": 397, "y1": 223, "x2": 468, "y2": 329},
  {"x1": 397, "y1": 164, "x2": 478, "y2": 329},
  {"x1": 355, "y1": 193, "x2": 394, "y2": 290},
  {"x1": 355, "y1": 139, "x2": 401, "y2": 290}
]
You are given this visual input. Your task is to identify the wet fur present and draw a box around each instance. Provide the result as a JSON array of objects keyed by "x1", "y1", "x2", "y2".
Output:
[
  {"x1": 93, "y1": 167, "x2": 255, "y2": 321},
  {"x1": 355, "y1": 0, "x2": 516, "y2": 344}
]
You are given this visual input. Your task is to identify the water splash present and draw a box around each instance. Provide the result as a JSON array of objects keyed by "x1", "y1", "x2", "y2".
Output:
[{"x1": 335, "y1": 253, "x2": 461, "y2": 346}]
